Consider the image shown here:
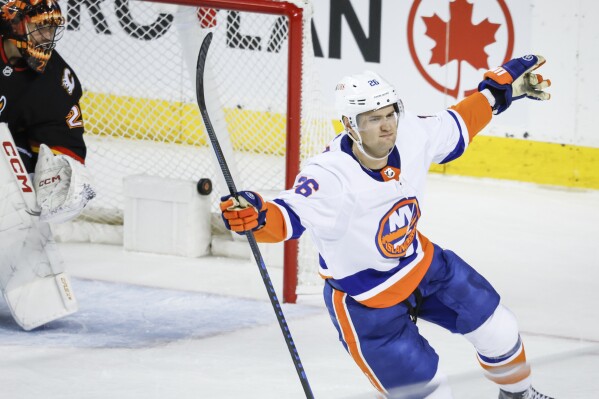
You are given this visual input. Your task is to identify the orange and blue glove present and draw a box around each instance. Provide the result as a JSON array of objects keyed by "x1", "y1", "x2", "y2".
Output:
[
  {"x1": 478, "y1": 54, "x2": 551, "y2": 114},
  {"x1": 220, "y1": 191, "x2": 267, "y2": 234}
]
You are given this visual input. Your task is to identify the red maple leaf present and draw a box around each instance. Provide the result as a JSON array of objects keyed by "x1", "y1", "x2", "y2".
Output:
[{"x1": 423, "y1": 0, "x2": 500, "y2": 70}]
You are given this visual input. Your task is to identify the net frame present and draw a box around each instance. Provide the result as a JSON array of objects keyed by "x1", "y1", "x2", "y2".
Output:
[
  {"x1": 57, "y1": 0, "x2": 326, "y2": 303},
  {"x1": 172, "y1": 0, "x2": 306, "y2": 303}
]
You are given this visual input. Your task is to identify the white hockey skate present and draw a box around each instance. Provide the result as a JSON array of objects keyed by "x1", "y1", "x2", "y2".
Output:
[{"x1": 498, "y1": 387, "x2": 554, "y2": 399}]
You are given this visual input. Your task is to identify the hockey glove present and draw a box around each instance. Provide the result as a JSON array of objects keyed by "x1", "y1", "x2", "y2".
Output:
[
  {"x1": 220, "y1": 191, "x2": 267, "y2": 234},
  {"x1": 478, "y1": 54, "x2": 551, "y2": 114},
  {"x1": 34, "y1": 144, "x2": 96, "y2": 224}
]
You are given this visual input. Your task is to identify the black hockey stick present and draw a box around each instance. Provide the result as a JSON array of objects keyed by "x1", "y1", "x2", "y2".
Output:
[{"x1": 195, "y1": 32, "x2": 314, "y2": 399}]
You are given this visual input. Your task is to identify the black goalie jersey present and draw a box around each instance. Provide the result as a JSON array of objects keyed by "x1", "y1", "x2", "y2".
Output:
[{"x1": 0, "y1": 37, "x2": 86, "y2": 173}]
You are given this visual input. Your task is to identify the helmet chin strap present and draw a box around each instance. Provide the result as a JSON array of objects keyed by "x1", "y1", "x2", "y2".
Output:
[{"x1": 347, "y1": 129, "x2": 392, "y2": 162}]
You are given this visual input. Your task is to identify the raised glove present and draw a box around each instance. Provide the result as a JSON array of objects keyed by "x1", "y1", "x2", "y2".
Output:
[
  {"x1": 478, "y1": 54, "x2": 551, "y2": 114},
  {"x1": 220, "y1": 191, "x2": 267, "y2": 233},
  {"x1": 34, "y1": 144, "x2": 96, "y2": 223}
]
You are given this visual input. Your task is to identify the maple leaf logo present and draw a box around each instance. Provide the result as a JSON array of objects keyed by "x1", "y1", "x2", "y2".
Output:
[
  {"x1": 407, "y1": 0, "x2": 514, "y2": 99},
  {"x1": 408, "y1": 0, "x2": 513, "y2": 98},
  {"x1": 423, "y1": 0, "x2": 500, "y2": 70}
]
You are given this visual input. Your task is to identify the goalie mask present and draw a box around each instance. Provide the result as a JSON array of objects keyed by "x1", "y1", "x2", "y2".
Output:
[
  {"x1": 335, "y1": 70, "x2": 404, "y2": 160},
  {"x1": 0, "y1": 0, "x2": 65, "y2": 73}
]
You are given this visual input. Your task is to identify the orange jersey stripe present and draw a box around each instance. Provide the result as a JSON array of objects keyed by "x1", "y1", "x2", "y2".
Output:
[
  {"x1": 479, "y1": 345, "x2": 531, "y2": 385},
  {"x1": 450, "y1": 92, "x2": 492, "y2": 142},
  {"x1": 358, "y1": 233, "x2": 434, "y2": 308},
  {"x1": 483, "y1": 363, "x2": 531, "y2": 386},
  {"x1": 332, "y1": 290, "x2": 386, "y2": 393},
  {"x1": 254, "y1": 202, "x2": 288, "y2": 243}
]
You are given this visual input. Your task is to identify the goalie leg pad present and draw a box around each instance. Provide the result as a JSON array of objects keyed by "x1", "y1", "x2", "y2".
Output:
[
  {"x1": 1, "y1": 171, "x2": 79, "y2": 331},
  {"x1": 0, "y1": 124, "x2": 78, "y2": 330},
  {"x1": 0, "y1": 217, "x2": 78, "y2": 330}
]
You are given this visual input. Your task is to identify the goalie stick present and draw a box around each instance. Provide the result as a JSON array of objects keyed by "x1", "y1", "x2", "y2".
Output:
[{"x1": 195, "y1": 32, "x2": 314, "y2": 399}]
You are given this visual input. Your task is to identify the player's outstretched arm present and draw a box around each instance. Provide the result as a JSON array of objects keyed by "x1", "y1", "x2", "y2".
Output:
[
  {"x1": 220, "y1": 191, "x2": 287, "y2": 243},
  {"x1": 478, "y1": 54, "x2": 551, "y2": 115},
  {"x1": 34, "y1": 144, "x2": 96, "y2": 224}
]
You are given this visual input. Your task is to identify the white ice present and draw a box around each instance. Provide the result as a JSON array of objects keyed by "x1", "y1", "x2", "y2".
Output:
[{"x1": 1, "y1": 174, "x2": 598, "y2": 399}]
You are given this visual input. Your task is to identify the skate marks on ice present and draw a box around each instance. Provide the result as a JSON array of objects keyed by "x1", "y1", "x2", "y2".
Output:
[{"x1": 0, "y1": 278, "x2": 320, "y2": 348}]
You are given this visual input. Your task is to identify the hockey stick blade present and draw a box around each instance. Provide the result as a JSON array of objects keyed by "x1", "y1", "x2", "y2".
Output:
[{"x1": 195, "y1": 32, "x2": 314, "y2": 399}]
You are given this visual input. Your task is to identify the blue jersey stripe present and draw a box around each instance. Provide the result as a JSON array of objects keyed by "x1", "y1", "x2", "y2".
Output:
[
  {"x1": 319, "y1": 255, "x2": 328, "y2": 270},
  {"x1": 478, "y1": 335, "x2": 522, "y2": 364},
  {"x1": 273, "y1": 198, "x2": 305, "y2": 239},
  {"x1": 329, "y1": 250, "x2": 420, "y2": 296},
  {"x1": 439, "y1": 110, "x2": 466, "y2": 164}
]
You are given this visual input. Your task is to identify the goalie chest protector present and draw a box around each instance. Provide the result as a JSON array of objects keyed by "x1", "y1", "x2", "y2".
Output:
[{"x1": 0, "y1": 37, "x2": 86, "y2": 172}]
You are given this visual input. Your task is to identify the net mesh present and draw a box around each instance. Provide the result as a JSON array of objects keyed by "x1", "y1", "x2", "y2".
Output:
[{"x1": 52, "y1": 0, "x2": 332, "y2": 291}]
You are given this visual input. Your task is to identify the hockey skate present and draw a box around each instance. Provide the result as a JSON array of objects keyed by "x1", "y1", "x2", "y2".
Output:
[{"x1": 498, "y1": 386, "x2": 554, "y2": 399}]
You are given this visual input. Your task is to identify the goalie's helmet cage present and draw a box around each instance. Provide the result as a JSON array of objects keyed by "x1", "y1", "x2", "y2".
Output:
[
  {"x1": 0, "y1": 0, "x2": 65, "y2": 73},
  {"x1": 335, "y1": 70, "x2": 404, "y2": 132}
]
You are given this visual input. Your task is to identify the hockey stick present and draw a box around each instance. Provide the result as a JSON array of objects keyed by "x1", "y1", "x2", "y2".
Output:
[{"x1": 195, "y1": 32, "x2": 314, "y2": 399}]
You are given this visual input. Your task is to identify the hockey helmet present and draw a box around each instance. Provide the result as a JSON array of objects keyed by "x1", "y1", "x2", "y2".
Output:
[
  {"x1": 334, "y1": 70, "x2": 404, "y2": 132},
  {"x1": 0, "y1": 0, "x2": 65, "y2": 73}
]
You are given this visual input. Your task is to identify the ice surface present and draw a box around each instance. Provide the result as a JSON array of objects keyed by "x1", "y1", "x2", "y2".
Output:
[
  {"x1": 0, "y1": 279, "x2": 320, "y2": 349},
  {"x1": 1, "y1": 174, "x2": 598, "y2": 398}
]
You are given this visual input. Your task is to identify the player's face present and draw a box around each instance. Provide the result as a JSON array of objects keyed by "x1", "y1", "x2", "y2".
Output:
[
  {"x1": 27, "y1": 21, "x2": 62, "y2": 51},
  {"x1": 356, "y1": 105, "x2": 398, "y2": 157}
]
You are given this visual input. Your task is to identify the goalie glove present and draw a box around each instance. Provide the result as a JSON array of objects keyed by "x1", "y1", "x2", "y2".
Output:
[
  {"x1": 478, "y1": 54, "x2": 551, "y2": 115},
  {"x1": 220, "y1": 191, "x2": 267, "y2": 234},
  {"x1": 34, "y1": 144, "x2": 96, "y2": 224}
]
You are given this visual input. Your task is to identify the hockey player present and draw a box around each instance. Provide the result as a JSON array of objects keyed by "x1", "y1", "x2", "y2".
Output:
[
  {"x1": 219, "y1": 55, "x2": 554, "y2": 399},
  {"x1": 0, "y1": 0, "x2": 95, "y2": 330}
]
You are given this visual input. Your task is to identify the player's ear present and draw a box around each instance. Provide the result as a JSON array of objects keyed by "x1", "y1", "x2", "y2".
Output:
[
  {"x1": 341, "y1": 116, "x2": 349, "y2": 130},
  {"x1": 342, "y1": 116, "x2": 353, "y2": 134},
  {"x1": 342, "y1": 117, "x2": 359, "y2": 141}
]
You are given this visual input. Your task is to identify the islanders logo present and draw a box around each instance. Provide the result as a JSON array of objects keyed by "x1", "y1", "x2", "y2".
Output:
[
  {"x1": 376, "y1": 197, "x2": 421, "y2": 258},
  {"x1": 407, "y1": 0, "x2": 514, "y2": 98}
]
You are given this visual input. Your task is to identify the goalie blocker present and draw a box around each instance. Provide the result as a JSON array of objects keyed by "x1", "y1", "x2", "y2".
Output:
[{"x1": 0, "y1": 123, "x2": 78, "y2": 330}]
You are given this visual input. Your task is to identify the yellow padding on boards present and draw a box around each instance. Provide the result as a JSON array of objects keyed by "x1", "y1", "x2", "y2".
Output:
[
  {"x1": 429, "y1": 136, "x2": 599, "y2": 190},
  {"x1": 82, "y1": 92, "x2": 599, "y2": 190},
  {"x1": 82, "y1": 92, "x2": 207, "y2": 145},
  {"x1": 81, "y1": 92, "x2": 288, "y2": 154}
]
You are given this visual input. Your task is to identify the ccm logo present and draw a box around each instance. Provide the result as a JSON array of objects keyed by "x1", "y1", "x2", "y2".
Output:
[
  {"x1": 60, "y1": 276, "x2": 73, "y2": 301},
  {"x1": 2, "y1": 141, "x2": 33, "y2": 193},
  {"x1": 39, "y1": 175, "x2": 61, "y2": 186}
]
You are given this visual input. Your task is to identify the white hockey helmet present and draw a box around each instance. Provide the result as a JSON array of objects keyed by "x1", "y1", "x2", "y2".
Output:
[{"x1": 334, "y1": 70, "x2": 404, "y2": 132}]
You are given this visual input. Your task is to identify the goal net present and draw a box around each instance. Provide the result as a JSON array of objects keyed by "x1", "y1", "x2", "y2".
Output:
[{"x1": 54, "y1": 0, "x2": 333, "y2": 302}]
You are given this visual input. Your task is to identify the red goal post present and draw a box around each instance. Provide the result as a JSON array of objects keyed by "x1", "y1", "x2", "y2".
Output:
[
  {"x1": 57, "y1": 0, "x2": 331, "y2": 303},
  {"x1": 179, "y1": 0, "x2": 306, "y2": 304}
]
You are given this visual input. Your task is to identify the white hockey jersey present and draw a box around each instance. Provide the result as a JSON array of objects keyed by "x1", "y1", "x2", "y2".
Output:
[{"x1": 259, "y1": 93, "x2": 491, "y2": 308}]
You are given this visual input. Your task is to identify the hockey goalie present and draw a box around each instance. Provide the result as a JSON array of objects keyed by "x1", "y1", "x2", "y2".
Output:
[{"x1": 0, "y1": 0, "x2": 95, "y2": 330}]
